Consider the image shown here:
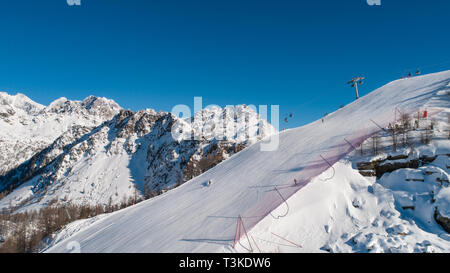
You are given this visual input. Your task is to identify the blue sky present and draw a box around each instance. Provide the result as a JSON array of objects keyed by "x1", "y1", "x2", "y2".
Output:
[{"x1": 0, "y1": 0, "x2": 449, "y2": 128}]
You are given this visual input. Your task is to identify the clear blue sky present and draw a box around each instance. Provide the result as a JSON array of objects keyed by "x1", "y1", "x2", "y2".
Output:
[{"x1": 0, "y1": 0, "x2": 449, "y2": 128}]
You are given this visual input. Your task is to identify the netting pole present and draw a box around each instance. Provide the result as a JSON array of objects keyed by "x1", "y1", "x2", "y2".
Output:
[
  {"x1": 271, "y1": 232, "x2": 302, "y2": 248},
  {"x1": 251, "y1": 236, "x2": 262, "y2": 253},
  {"x1": 239, "y1": 216, "x2": 254, "y2": 253},
  {"x1": 370, "y1": 118, "x2": 387, "y2": 132},
  {"x1": 270, "y1": 187, "x2": 289, "y2": 219},
  {"x1": 232, "y1": 216, "x2": 241, "y2": 249},
  {"x1": 319, "y1": 155, "x2": 335, "y2": 182},
  {"x1": 344, "y1": 138, "x2": 357, "y2": 150},
  {"x1": 233, "y1": 215, "x2": 254, "y2": 252}
]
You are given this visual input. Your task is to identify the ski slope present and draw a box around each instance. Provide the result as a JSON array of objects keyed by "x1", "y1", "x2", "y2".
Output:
[{"x1": 46, "y1": 71, "x2": 450, "y2": 253}]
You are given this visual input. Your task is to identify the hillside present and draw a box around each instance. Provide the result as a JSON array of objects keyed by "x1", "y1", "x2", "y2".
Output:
[{"x1": 45, "y1": 71, "x2": 450, "y2": 253}]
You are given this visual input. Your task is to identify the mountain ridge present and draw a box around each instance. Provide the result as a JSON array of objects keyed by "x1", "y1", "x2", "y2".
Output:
[{"x1": 0, "y1": 93, "x2": 277, "y2": 212}]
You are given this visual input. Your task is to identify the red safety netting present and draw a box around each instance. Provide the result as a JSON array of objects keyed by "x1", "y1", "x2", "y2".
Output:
[{"x1": 233, "y1": 107, "x2": 438, "y2": 249}]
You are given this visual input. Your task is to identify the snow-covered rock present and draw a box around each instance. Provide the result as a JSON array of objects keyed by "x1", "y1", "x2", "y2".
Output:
[
  {"x1": 0, "y1": 92, "x2": 121, "y2": 176},
  {"x1": 0, "y1": 101, "x2": 276, "y2": 211},
  {"x1": 436, "y1": 188, "x2": 450, "y2": 219}
]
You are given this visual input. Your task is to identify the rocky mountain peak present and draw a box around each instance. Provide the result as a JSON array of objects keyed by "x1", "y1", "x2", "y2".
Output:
[
  {"x1": 0, "y1": 92, "x2": 123, "y2": 177},
  {"x1": 44, "y1": 95, "x2": 121, "y2": 119},
  {"x1": 0, "y1": 92, "x2": 44, "y2": 116},
  {"x1": 0, "y1": 98, "x2": 277, "y2": 211}
]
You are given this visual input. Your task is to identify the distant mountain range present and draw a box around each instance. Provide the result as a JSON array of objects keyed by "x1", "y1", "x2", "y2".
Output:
[{"x1": 0, "y1": 92, "x2": 276, "y2": 212}]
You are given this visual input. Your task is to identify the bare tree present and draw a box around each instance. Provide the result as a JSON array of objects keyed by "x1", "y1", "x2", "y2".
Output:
[
  {"x1": 400, "y1": 113, "x2": 411, "y2": 130},
  {"x1": 372, "y1": 134, "x2": 381, "y2": 155},
  {"x1": 421, "y1": 121, "x2": 434, "y2": 144},
  {"x1": 143, "y1": 184, "x2": 154, "y2": 200}
]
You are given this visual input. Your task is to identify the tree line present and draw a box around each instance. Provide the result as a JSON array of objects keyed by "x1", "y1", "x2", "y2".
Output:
[{"x1": 0, "y1": 186, "x2": 163, "y2": 253}]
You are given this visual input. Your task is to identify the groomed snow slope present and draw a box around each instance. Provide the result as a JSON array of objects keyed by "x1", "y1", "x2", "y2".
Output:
[{"x1": 47, "y1": 71, "x2": 450, "y2": 253}]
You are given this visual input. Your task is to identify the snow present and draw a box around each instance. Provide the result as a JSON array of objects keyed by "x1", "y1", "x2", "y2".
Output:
[
  {"x1": 436, "y1": 188, "x2": 450, "y2": 218},
  {"x1": 376, "y1": 162, "x2": 448, "y2": 238},
  {"x1": 241, "y1": 162, "x2": 449, "y2": 253},
  {"x1": 0, "y1": 92, "x2": 44, "y2": 115},
  {"x1": 0, "y1": 178, "x2": 37, "y2": 209},
  {"x1": 0, "y1": 92, "x2": 121, "y2": 176},
  {"x1": 45, "y1": 70, "x2": 450, "y2": 253},
  {"x1": 41, "y1": 214, "x2": 110, "y2": 252}
]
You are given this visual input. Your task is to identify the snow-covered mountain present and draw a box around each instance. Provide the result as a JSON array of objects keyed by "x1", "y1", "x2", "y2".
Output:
[
  {"x1": 0, "y1": 97, "x2": 276, "y2": 211},
  {"x1": 0, "y1": 92, "x2": 121, "y2": 176},
  {"x1": 44, "y1": 70, "x2": 450, "y2": 253}
]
